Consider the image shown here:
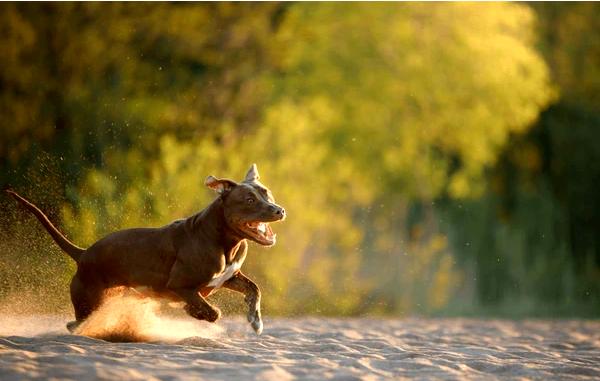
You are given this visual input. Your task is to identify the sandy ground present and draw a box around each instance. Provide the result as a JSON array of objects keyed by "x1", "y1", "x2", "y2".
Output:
[{"x1": 1, "y1": 307, "x2": 599, "y2": 380}]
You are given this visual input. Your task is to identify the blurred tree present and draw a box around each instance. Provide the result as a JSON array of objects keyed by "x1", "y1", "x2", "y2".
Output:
[
  {"x1": 278, "y1": 2, "x2": 552, "y2": 200},
  {"x1": 274, "y1": 2, "x2": 552, "y2": 313},
  {"x1": 531, "y1": 3, "x2": 600, "y2": 270},
  {"x1": 442, "y1": 3, "x2": 600, "y2": 316},
  {"x1": 1, "y1": 3, "x2": 285, "y2": 188}
]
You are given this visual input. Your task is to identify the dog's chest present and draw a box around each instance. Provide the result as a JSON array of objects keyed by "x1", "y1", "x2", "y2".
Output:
[{"x1": 206, "y1": 257, "x2": 244, "y2": 288}]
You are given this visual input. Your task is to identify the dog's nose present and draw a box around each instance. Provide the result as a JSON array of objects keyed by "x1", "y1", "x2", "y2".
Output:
[{"x1": 273, "y1": 206, "x2": 286, "y2": 218}]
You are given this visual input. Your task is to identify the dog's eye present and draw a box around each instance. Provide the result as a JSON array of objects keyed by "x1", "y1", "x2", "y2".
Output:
[{"x1": 246, "y1": 197, "x2": 255, "y2": 204}]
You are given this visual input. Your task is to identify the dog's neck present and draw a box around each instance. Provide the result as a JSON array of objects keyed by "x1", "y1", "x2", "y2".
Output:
[{"x1": 189, "y1": 197, "x2": 244, "y2": 262}]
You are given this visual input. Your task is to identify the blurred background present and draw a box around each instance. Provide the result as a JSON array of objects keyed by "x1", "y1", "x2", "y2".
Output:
[{"x1": 1, "y1": 2, "x2": 598, "y2": 317}]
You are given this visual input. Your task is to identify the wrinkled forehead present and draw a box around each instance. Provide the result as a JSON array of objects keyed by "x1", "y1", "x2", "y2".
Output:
[{"x1": 239, "y1": 181, "x2": 275, "y2": 202}]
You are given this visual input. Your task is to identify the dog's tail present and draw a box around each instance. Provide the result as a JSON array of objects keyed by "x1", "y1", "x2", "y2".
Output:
[{"x1": 6, "y1": 189, "x2": 85, "y2": 262}]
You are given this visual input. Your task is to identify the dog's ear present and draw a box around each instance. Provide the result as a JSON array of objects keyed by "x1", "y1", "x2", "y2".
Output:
[
  {"x1": 205, "y1": 176, "x2": 237, "y2": 194},
  {"x1": 244, "y1": 163, "x2": 260, "y2": 183}
]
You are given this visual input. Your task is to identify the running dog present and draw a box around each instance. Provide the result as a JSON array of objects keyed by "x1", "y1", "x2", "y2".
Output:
[{"x1": 7, "y1": 164, "x2": 285, "y2": 335}]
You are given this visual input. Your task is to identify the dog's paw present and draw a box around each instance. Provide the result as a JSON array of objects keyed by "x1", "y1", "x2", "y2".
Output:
[
  {"x1": 247, "y1": 310, "x2": 263, "y2": 335},
  {"x1": 66, "y1": 320, "x2": 82, "y2": 333},
  {"x1": 205, "y1": 307, "x2": 221, "y2": 322},
  {"x1": 185, "y1": 304, "x2": 221, "y2": 322},
  {"x1": 249, "y1": 316, "x2": 263, "y2": 335}
]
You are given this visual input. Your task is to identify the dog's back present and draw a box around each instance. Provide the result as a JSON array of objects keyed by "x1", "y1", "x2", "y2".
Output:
[{"x1": 79, "y1": 225, "x2": 180, "y2": 287}]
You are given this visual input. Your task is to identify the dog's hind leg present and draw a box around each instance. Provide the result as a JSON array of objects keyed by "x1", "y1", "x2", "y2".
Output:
[
  {"x1": 170, "y1": 287, "x2": 221, "y2": 322},
  {"x1": 223, "y1": 272, "x2": 263, "y2": 334},
  {"x1": 67, "y1": 272, "x2": 104, "y2": 331}
]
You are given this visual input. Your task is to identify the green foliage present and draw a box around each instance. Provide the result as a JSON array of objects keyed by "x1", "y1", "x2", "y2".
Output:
[
  {"x1": 1, "y1": 3, "x2": 596, "y2": 317},
  {"x1": 439, "y1": 3, "x2": 600, "y2": 317},
  {"x1": 272, "y1": 2, "x2": 554, "y2": 314}
]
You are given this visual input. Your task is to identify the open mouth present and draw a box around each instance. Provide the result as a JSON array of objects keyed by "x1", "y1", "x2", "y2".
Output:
[{"x1": 243, "y1": 221, "x2": 276, "y2": 245}]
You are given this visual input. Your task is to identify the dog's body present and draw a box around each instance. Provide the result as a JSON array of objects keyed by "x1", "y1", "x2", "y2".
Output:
[{"x1": 7, "y1": 164, "x2": 285, "y2": 335}]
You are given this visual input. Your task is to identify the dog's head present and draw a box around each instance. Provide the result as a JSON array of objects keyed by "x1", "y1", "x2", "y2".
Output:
[{"x1": 205, "y1": 164, "x2": 286, "y2": 246}]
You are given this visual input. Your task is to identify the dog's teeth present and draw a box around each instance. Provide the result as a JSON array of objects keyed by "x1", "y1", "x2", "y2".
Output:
[{"x1": 258, "y1": 223, "x2": 266, "y2": 233}]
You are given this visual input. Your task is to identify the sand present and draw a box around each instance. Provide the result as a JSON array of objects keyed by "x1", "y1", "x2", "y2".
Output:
[{"x1": 1, "y1": 303, "x2": 599, "y2": 380}]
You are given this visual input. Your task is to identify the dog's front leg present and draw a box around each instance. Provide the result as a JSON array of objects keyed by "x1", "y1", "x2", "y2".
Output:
[
  {"x1": 170, "y1": 287, "x2": 221, "y2": 322},
  {"x1": 223, "y1": 272, "x2": 262, "y2": 334}
]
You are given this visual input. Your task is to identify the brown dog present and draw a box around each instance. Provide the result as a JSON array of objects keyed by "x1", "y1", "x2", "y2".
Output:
[{"x1": 7, "y1": 164, "x2": 285, "y2": 335}]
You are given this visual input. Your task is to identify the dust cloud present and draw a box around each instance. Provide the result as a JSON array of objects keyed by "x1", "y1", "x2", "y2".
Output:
[
  {"x1": 74, "y1": 292, "x2": 224, "y2": 342},
  {"x1": 0, "y1": 291, "x2": 224, "y2": 343}
]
